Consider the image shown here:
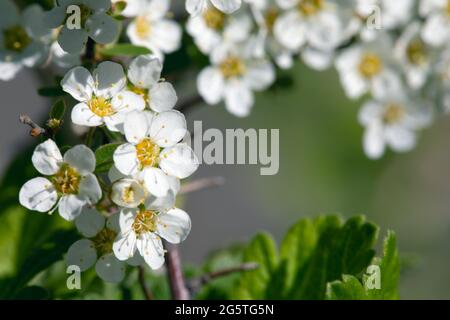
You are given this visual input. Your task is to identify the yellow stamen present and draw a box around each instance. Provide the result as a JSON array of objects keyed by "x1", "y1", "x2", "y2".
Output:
[
  {"x1": 3, "y1": 25, "x2": 31, "y2": 53},
  {"x1": 88, "y1": 97, "x2": 114, "y2": 117},
  {"x1": 136, "y1": 138, "x2": 160, "y2": 168},
  {"x1": 132, "y1": 210, "x2": 157, "y2": 236},
  {"x1": 298, "y1": 0, "x2": 324, "y2": 16},
  {"x1": 135, "y1": 16, "x2": 151, "y2": 39},
  {"x1": 383, "y1": 104, "x2": 405, "y2": 124},
  {"x1": 406, "y1": 40, "x2": 427, "y2": 65},
  {"x1": 91, "y1": 228, "x2": 117, "y2": 256},
  {"x1": 52, "y1": 164, "x2": 81, "y2": 195},
  {"x1": 265, "y1": 8, "x2": 279, "y2": 32},
  {"x1": 219, "y1": 56, "x2": 246, "y2": 79},
  {"x1": 358, "y1": 53, "x2": 382, "y2": 79},
  {"x1": 203, "y1": 7, "x2": 225, "y2": 30}
]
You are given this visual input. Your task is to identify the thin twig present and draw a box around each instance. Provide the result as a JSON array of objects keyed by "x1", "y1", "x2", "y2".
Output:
[
  {"x1": 176, "y1": 94, "x2": 204, "y2": 114},
  {"x1": 187, "y1": 263, "x2": 259, "y2": 294},
  {"x1": 165, "y1": 243, "x2": 190, "y2": 300},
  {"x1": 180, "y1": 176, "x2": 225, "y2": 195},
  {"x1": 19, "y1": 114, "x2": 48, "y2": 138},
  {"x1": 138, "y1": 266, "x2": 153, "y2": 300}
]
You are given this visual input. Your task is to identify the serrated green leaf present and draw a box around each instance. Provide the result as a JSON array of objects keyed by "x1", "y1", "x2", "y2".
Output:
[
  {"x1": 95, "y1": 143, "x2": 121, "y2": 173},
  {"x1": 231, "y1": 215, "x2": 386, "y2": 300},
  {"x1": 325, "y1": 232, "x2": 400, "y2": 300},
  {"x1": 49, "y1": 99, "x2": 66, "y2": 120},
  {"x1": 38, "y1": 86, "x2": 65, "y2": 97},
  {"x1": 99, "y1": 44, "x2": 151, "y2": 57}
]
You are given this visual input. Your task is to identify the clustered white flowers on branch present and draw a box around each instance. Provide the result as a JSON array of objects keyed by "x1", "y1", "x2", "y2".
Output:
[{"x1": 11, "y1": 0, "x2": 450, "y2": 285}]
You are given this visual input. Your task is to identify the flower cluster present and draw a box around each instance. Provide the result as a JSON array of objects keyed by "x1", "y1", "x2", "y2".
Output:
[
  {"x1": 13, "y1": 0, "x2": 450, "y2": 285},
  {"x1": 186, "y1": 0, "x2": 449, "y2": 159},
  {"x1": 20, "y1": 55, "x2": 198, "y2": 282}
]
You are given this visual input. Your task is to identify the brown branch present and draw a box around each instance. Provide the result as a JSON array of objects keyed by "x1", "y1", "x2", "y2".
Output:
[
  {"x1": 180, "y1": 176, "x2": 225, "y2": 195},
  {"x1": 187, "y1": 263, "x2": 259, "y2": 293},
  {"x1": 19, "y1": 114, "x2": 48, "y2": 138},
  {"x1": 165, "y1": 243, "x2": 190, "y2": 300},
  {"x1": 176, "y1": 94, "x2": 204, "y2": 114},
  {"x1": 138, "y1": 266, "x2": 153, "y2": 300}
]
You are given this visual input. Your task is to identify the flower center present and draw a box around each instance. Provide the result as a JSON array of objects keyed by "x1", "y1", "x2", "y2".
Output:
[
  {"x1": 132, "y1": 210, "x2": 157, "y2": 236},
  {"x1": 447, "y1": 0, "x2": 450, "y2": 16},
  {"x1": 88, "y1": 96, "x2": 114, "y2": 117},
  {"x1": 3, "y1": 25, "x2": 31, "y2": 53},
  {"x1": 298, "y1": 0, "x2": 324, "y2": 16},
  {"x1": 91, "y1": 228, "x2": 117, "y2": 256},
  {"x1": 219, "y1": 57, "x2": 246, "y2": 79},
  {"x1": 265, "y1": 8, "x2": 279, "y2": 32},
  {"x1": 203, "y1": 7, "x2": 225, "y2": 30},
  {"x1": 406, "y1": 40, "x2": 427, "y2": 66},
  {"x1": 358, "y1": 53, "x2": 383, "y2": 79},
  {"x1": 129, "y1": 84, "x2": 150, "y2": 103},
  {"x1": 135, "y1": 16, "x2": 151, "y2": 39},
  {"x1": 136, "y1": 138, "x2": 160, "y2": 168},
  {"x1": 383, "y1": 104, "x2": 405, "y2": 124},
  {"x1": 51, "y1": 164, "x2": 81, "y2": 195},
  {"x1": 122, "y1": 186, "x2": 136, "y2": 204}
]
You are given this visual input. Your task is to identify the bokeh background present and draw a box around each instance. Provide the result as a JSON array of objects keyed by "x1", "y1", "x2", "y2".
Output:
[{"x1": 1, "y1": 62, "x2": 450, "y2": 299}]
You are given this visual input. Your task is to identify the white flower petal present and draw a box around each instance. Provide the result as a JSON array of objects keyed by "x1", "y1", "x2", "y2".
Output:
[
  {"x1": 113, "y1": 231, "x2": 137, "y2": 261},
  {"x1": 159, "y1": 144, "x2": 199, "y2": 179},
  {"x1": 149, "y1": 82, "x2": 177, "y2": 112},
  {"x1": 113, "y1": 143, "x2": 140, "y2": 176},
  {"x1": 211, "y1": 0, "x2": 242, "y2": 13},
  {"x1": 156, "y1": 208, "x2": 191, "y2": 244},
  {"x1": 66, "y1": 239, "x2": 97, "y2": 272},
  {"x1": 137, "y1": 233, "x2": 165, "y2": 270},
  {"x1": 19, "y1": 177, "x2": 58, "y2": 212},
  {"x1": 128, "y1": 55, "x2": 162, "y2": 89},
  {"x1": 95, "y1": 253, "x2": 126, "y2": 283},
  {"x1": 58, "y1": 194, "x2": 87, "y2": 221},
  {"x1": 224, "y1": 81, "x2": 254, "y2": 117},
  {"x1": 124, "y1": 110, "x2": 153, "y2": 144},
  {"x1": 32, "y1": 139, "x2": 62, "y2": 175},
  {"x1": 149, "y1": 20, "x2": 182, "y2": 53},
  {"x1": 197, "y1": 67, "x2": 224, "y2": 105},
  {"x1": 79, "y1": 173, "x2": 102, "y2": 204},
  {"x1": 61, "y1": 67, "x2": 94, "y2": 102},
  {"x1": 143, "y1": 167, "x2": 170, "y2": 197},
  {"x1": 58, "y1": 26, "x2": 89, "y2": 54},
  {"x1": 64, "y1": 145, "x2": 96, "y2": 174},
  {"x1": 75, "y1": 208, "x2": 105, "y2": 238},
  {"x1": 244, "y1": 62, "x2": 275, "y2": 91},
  {"x1": 150, "y1": 110, "x2": 186, "y2": 148},
  {"x1": 363, "y1": 122, "x2": 385, "y2": 160},
  {"x1": 71, "y1": 102, "x2": 103, "y2": 127},
  {"x1": 93, "y1": 61, "x2": 127, "y2": 99},
  {"x1": 111, "y1": 90, "x2": 146, "y2": 114},
  {"x1": 86, "y1": 13, "x2": 120, "y2": 45}
]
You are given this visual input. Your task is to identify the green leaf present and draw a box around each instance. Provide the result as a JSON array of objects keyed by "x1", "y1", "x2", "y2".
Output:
[
  {"x1": 49, "y1": 99, "x2": 66, "y2": 120},
  {"x1": 14, "y1": 286, "x2": 49, "y2": 300},
  {"x1": 99, "y1": 44, "x2": 151, "y2": 57},
  {"x1": 0, "y1": 228, "x2": 78, "y2": 299},
  {"x1": 95, "y1": 143, "x2": 121, "y2": 173},
  {"x1": 231, "y1": 215, "x2": 385, "y2": 300},
  {"x1": 38, "y1": 86, "x2": 65, "y2": 97},
  {"x1": 113, "y1": 1, "x2": 127, "y2": 15},
  {"x1": 325, "y1": 232, "x2": 400, "y2": 300},
  {"x1": 231, "y1": 233, "x2": 278, "y2": 299}
]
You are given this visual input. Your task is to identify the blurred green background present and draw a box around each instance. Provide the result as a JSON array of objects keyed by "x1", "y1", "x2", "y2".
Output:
[{"x1": 1, "y1": 62, "x2": 450, "y2": 299}]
